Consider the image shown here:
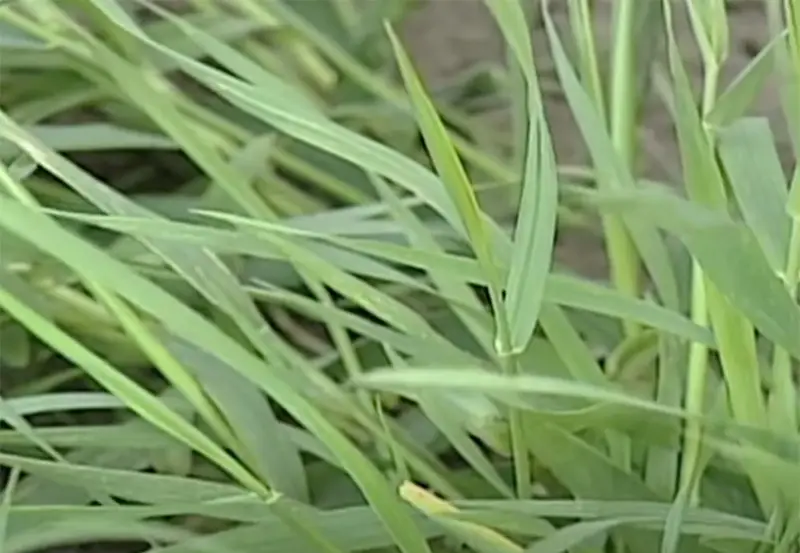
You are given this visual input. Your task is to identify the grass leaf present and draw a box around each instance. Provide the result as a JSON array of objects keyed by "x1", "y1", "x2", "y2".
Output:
[{"x1": 717, "y1": 117, "x2": 791, "y2": 274}]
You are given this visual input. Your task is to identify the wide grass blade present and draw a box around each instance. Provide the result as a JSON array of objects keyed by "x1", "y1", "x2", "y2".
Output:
[{"x1": 356, "y1": 367, "x2": 686, "y2": 420}]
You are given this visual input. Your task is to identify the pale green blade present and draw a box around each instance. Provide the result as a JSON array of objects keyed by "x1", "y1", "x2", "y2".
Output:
[{"x1": 0, "y1": 271, "x2": 266, "y2": 496}]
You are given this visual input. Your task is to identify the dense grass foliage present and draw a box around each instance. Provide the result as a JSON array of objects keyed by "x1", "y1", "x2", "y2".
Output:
[{"x1": 0, "y1": 0, "x2": 799, "y2": 552}]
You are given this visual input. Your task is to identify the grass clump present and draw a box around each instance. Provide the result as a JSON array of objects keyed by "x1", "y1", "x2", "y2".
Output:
[{"x1": 0, "y1": 0, "x2": 798, "y2": 552}]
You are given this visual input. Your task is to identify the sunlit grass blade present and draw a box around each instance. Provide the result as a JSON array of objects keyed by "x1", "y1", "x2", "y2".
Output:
[{"x1": 399, "y1": 481, "x2": 525, "y2": 553}]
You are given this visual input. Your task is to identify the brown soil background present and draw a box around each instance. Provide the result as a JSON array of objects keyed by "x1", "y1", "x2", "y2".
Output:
[{"x1": 403, "y1": 0, "x2": 794, "y2": 278}]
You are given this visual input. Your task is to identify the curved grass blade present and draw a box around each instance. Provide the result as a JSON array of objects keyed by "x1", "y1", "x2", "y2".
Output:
[
  {"x1": 5, "y1": 519, "x2": 202, "y2": 553},
  {"x1": 0, "y1": 123, "x2": 177, "y2": 160},
  {"x1": 91, "y1": 1, "x2": 510, "y2": 253},
  {"x1": 162, "y1": 333, "x2": 310, "y2": 502},
  {"x1": 356, "y1": 368, "x2": 686, "y2": 420},
  {"x1": 0, "y1": 467, "x2": 21, "y2": 548},
  {"x1": 370, "y1": 172, "x2": 495, "y2": 358},
  {"x1": 384, "y1": 24, "x2": 505, "y2": 315},
  {"x1": 152, "y1": 505, "x2": 442, "y2": 553}
]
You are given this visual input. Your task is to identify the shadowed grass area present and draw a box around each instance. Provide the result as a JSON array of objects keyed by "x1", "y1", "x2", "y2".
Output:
[{"x1": 0, "y1": 0, "x2": 798, "y2": 552}]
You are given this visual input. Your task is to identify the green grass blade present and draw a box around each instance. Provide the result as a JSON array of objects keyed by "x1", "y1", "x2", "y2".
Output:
[
  {"x1": 356, "y1": 367, "x2": 686, "y2": 420},
  {"x1": 0, "y1": 451, "x2": 255, "y2": 506},
  {"x1": 72, "y1": 0, "x2": 275, "y2": 219},
  {"x1": 97, "y1": 4, "x2": 509, "y2": 252},
  {"x1": 0, "y1": 467, "x2": 21, "y2": 548},
  {"x1": 41, "y1": 208, "x2": 714, "y2": 346},
  {"x1": 163, "y1": 333, "x2": 310, "y2": 502},
  {"x1": 527, "y1": 517, "x2": 646, "y2": 553},
  {"x1": 0, "y1": 123, "x2": 176, "y2": 159},
  {"x1": 370, "y1": 172, "x2": 495, "y2": 359},
  {"x1": 418, "y1": 394, "x2": 514, "y2": 499},
  {"x1": 152, "y1": 506, "x2": 441, "y2": 553}
]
